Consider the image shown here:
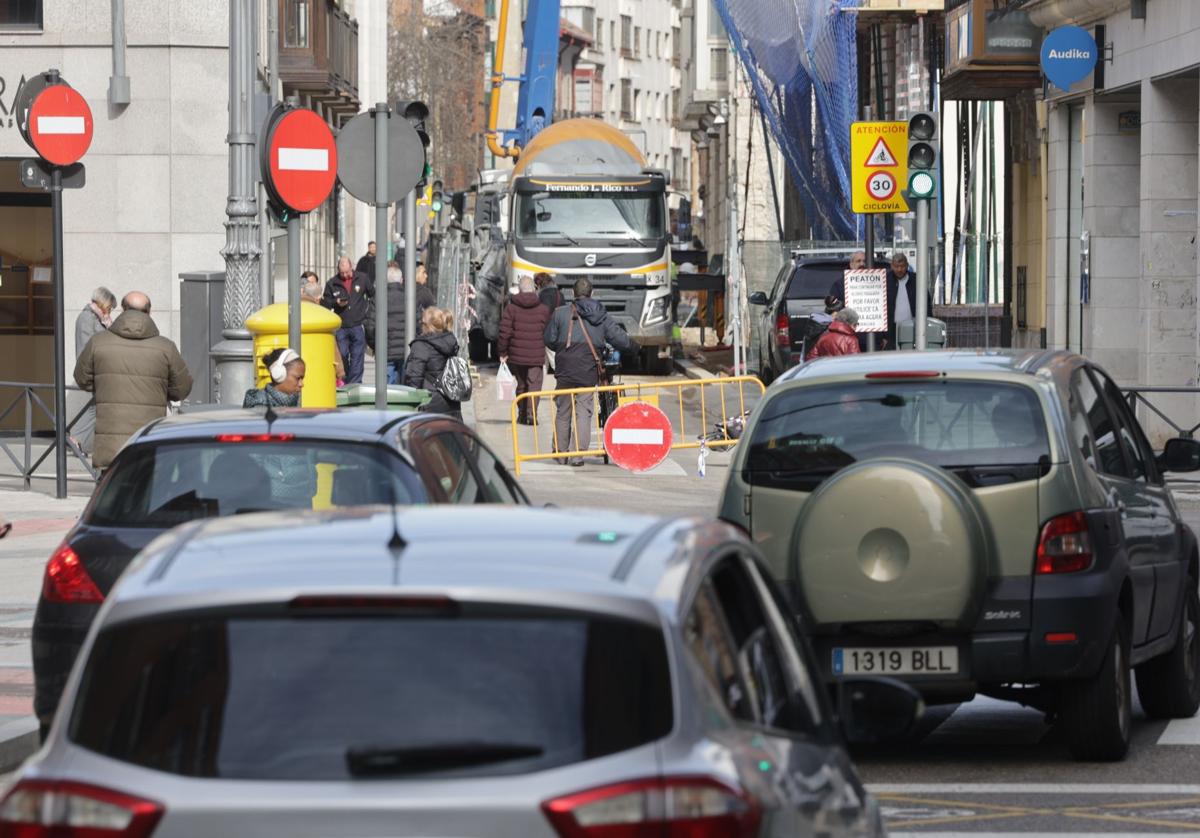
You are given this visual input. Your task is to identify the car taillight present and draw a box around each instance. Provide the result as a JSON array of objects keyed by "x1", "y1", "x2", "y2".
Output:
[
  {"x1": 1036, "y1": 510, "x2": 1093, "y2": 574},
  {"x1": 543, "y1": 777, "x2": 760, "y2": 838},
  {"x1": 214, "y1": 433, "x2": 295, "y2": 442},
  {"x1": 775, "y1": 313, "x2": 790, "y2": 348},
  {"x1": 0, "y1": 779, "x2": 163, "y2": 837},
  {"x1": 42, "y1": 543, "x2": 103, "y2": 604}
]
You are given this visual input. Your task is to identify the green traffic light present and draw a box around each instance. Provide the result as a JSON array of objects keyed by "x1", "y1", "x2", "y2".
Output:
[
  {"x1": 432, "y1": 200, "x2": 443, "y2": 212},
  {"x1": 908, "y1": 170, "x2": 936, "y2": 199}
]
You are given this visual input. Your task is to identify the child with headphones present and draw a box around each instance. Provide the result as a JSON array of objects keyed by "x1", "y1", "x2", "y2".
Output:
[{"x1": 243, "y1": 347, "x2": 306, "y2": 408}]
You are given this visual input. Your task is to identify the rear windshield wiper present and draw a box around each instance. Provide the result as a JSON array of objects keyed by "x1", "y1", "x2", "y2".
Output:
[{"x1": 345, "y1": 742, "x2": 544, "y2": 776}]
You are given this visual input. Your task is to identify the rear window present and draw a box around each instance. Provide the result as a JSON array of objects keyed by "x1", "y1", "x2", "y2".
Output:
[
  {"x1": 69, "y1": 612, "x2": 672, "y2": 780},
  {"x1": 746, "y1": 380, "x2": 1050, "y2": 491},
  {"x1": 786, "y1": 263, "x2": 845, "y2": 299},
  {"x1": 85, "y1": 441, "x2": 423, "y2": 528}
]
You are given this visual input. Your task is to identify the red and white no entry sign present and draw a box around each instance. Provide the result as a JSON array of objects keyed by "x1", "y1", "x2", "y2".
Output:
[
  {"x1": 603, "y1": 401, "x2": 674, "y2": 472},
  {"x1": 28, "y1": 84, "x2": 93, "y2": 166},
  {"x1": 265, "y1": 107, "x2": 338, "y2": 214}
]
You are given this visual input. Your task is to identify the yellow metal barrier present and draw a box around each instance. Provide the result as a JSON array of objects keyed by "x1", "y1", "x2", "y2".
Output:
[{"x1": 510, "y1": 376, "x2": 765, "y2": 475}]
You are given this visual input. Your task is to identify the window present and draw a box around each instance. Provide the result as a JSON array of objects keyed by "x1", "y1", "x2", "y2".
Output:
[
  {"x1": 672, "y1": 147, "x2": 683, "y2": 184},
  {"x1": 0, "y1": 262, "x2": 54, "y2": 335},
  {"x1": 71, "y1": 612, "x2": 673, "y2": 780},
  {"x1": 746, "y1": 381, "x2": 1051, "y2": 492},
  {"x1": 620, "y1": 15, "x2": 633, "y2": 55},
  {"x1": 284, "y1": 0, "x2": 310, "y2": 48},
  {"x1": 457, "y1": 434, "x2": 525, "y2": 503},
  {"x1": 620, "y1": 78, "x2": 633, "y2": 120},
  {"x1": 611, "y1": 20, "x2": 617, "y2": 50},
  {"x1": 0, "y1": 0, "x2": 41, "y2": 29},
  {"x1": 1071, "y1": 369, "x2": 1127, "y2": 478},
  {"x1": 672, "y1": 26, "x2": 681, "y2": 65},
  {"x1": 421, "y1": 433, "x2": 485, "y2": 503},
  {"x1": 1095, "y1": 369, "x2": 1159, "y2": 483},
  {"x1": 85, "y1": 441, "x2": 421, "y2": 528},
  {"x1": 596, "y1": 16, "x2": 603, "y2": 47},
  {"x1": 711, "y1": 47, "x2": 728, "y2": 82},
  {"x1": 634, "y1": 25, "x2": 642, "y2": 57},
  {"x1": 708, "y1": 0, "x2": 726, "y2": 39},
  {"x1": 578, "y1": 6, "x2": 594, "y2": 35}
]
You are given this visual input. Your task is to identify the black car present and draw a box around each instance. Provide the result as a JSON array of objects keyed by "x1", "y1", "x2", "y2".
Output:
[
  {"x1": 32, "y1": 408, "x2": 528, "y2": 736},
  {"x1": 750, "y1": 256, "x2": 889, "y2": 383}
]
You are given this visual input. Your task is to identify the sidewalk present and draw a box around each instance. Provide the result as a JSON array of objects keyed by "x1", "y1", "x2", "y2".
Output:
[{"x1": 0, "y1": 486, "x2": 89, "y2": 770}]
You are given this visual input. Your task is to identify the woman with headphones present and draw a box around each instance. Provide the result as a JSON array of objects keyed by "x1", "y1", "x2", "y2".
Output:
[{"x1": 243, "y1": 347, "x2": 306, "y2": 408}]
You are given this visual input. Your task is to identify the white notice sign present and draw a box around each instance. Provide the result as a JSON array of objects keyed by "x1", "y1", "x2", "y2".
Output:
[{"x1": 843, "y1": 269, "x2": 888, "y2": 334}]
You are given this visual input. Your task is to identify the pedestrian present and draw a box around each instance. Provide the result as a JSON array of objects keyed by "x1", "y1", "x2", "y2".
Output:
[
  {"x1": 534, "y1": 272, "x2": 562, "y2": 313},
  {"x1": 805, "y1": 307, "x2": 861, "y2": 361},
  {"x1": 828, "y1": 251, "x2": 928, "y2": 349},
  {"x1": 321, "y1": 255, "x2": 374, "y2": 384},
  {"x1": 72, "y1": 286, "x2": 116, "y2": 455},
  {"x1": 848, "y1": 250, "x2": 867, "y2": 270},
  {"x1": 300, "y1": 272, "x2": 345, "y2": 386},
  {"x1": 543, "y1": 277, "x2": 639, "y2": 466},
  {"x1": 413, "y1": 259, "x2": 436, "y2": 314},
  {"x1": 404, "y1": 307, "x2": 462, "y2": 419},
  {"x1": 73, "y1": 292, "x2": 193, "y2": 470},
  {"x1": 243, "y1": 347, "x2": 305, "y2": 408},
  {"x1": 499, "y1": 275, "x2": 551, "y2": 425},
  {"x1": 355, "y1": 240, "x2": 377, "y2": 284},
  {"x1": 385, "y1": 260, "x2": 408, "y2": 385}
]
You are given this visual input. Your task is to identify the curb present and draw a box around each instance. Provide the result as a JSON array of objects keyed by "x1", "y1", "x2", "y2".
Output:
[
  {"x1": 0, "y1": 716, "x2": 38, "y2": 773},
  {"x1": 673, "y1": 358, "x2": 717, "y2": 380}
]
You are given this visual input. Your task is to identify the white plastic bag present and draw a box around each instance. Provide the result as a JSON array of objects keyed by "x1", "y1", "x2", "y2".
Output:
[{"x1": 496, "y1": 361, "x2": 517, "y2": 402}]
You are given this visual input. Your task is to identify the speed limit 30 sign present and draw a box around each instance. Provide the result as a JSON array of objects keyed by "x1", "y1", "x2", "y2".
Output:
[
  {"x1": 851, "y1": 121, "x2": 909, "y2": 213},
  {"x1": 865, "y1": 171, "x2": 896, "y2": 202}
]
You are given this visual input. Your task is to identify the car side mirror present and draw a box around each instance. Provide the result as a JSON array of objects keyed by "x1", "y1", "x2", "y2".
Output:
[
  {"x1": 837, "y1": 677, "x2": 923, "y2": 745},
  {"x1": 1160, "y1": 437, "x2": 1200, "y2": 473},
  {"x1": 749, "y1": 291, "x2": 770, "y2": 306}
]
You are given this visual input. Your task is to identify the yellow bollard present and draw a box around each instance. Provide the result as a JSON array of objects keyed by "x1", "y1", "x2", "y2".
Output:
[{"x1": 244, "y1": 301, "x2": 342, "y2": 408}]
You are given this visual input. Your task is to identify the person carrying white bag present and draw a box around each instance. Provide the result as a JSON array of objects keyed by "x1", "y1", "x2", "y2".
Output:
[
  {"x1": 498, "y1": 276, "x2": 551, "y2": 425},
  {"x1": 496, "y1": 361, "x2": 517, "y2": 402}
]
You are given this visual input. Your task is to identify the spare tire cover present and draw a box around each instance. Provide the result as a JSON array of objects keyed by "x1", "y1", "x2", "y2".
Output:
[{"x1": 792, "y1": 458, "x2": 992, "y2": 628}]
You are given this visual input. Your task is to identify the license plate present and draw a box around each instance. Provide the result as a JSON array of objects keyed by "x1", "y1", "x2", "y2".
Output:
[{"x1": 832, "y1": 646, "x2": 959, "y2": 676}]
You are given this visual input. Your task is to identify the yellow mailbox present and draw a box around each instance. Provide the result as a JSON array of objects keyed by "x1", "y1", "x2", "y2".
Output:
[{"x1": 244, "y1": 301, "x2": 342, "y2": 408}]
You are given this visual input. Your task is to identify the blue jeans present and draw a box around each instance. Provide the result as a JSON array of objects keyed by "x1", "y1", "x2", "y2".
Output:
[
  {"x1": 336, "y1": 325, "x2": 366, "y2": 384},
  {"x1": 387, "y1": 360, "x2": 405, "y2": 385}
]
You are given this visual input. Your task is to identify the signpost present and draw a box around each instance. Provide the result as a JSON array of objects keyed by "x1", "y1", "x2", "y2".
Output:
[
  {"x1": 337, "y1": 106, "x2": 425, "y2": 408},
  {"x1": 851, "y1": 122, "x2": 909, "y2": 215},
  {"x1": 843, "y1": 270, "x2": 888, "y2": 336},
  {"x1": 603, "y1": 402, "x2": 674, "y2": 473},
  {"x1": 15, "y1": 70, "x2": 92, "y2": 499},
  {"x1": 261, "y1": 104, "x2": 338, "y2": 354},
  {"x1": 1040, "y1": 25, "x2": 1099, "y2": 92}
]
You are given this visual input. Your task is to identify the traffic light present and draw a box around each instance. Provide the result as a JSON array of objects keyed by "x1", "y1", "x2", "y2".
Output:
[
  {"x1": 906, "y1": 111, "x2": 938, "y2": 201},
  {"x1": 396, "y1": 99, "x2": 429, "y2": 188},
  {"x1": 431, "y1": 179, "x2": 444, "y2": 213}
]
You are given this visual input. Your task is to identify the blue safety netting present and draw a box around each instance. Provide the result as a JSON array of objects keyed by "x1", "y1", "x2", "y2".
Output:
[{"x1": 712, "y1": 0, "x2": 860, "y2": 240}]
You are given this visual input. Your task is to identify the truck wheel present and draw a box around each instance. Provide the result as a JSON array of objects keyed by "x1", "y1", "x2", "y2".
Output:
[
  {"x1": 642, "y1": 347, "x2": 674, "y2": 376},
  {"x1": 1136, "y1": 581, "x2": 1200, "y2": 719},
  {"x1": 1062, "y1": 619, "x2": 1131, "y2": 761}
]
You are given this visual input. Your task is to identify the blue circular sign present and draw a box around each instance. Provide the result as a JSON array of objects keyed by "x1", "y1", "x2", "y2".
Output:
[{"x1": 1041, "y1": 25, "x2": 1098, "y2": 91}]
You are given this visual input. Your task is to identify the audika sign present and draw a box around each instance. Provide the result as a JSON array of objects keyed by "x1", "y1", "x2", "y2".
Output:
[{"x1": 1040, "y1": 25, "x2": 1098, "y2": 91}]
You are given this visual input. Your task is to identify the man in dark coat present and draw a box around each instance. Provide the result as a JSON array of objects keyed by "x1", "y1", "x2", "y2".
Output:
[
  {"x1": 322, "y1": 256, "x2": 374, "y2": 383},
  {"x1": 499, "y1": 276, "x2": 551, "y2": 424},
  {"x1": 355, "y1": 241, "x2": 377, "y2": 284},
  {"x1": 543, "y1": 278, "x2": 639, "y2": 466},
  {"x1": 73, "y1": 292, "x2": 193, "y2": 469},
  {"x1": 827, "y1": 251, "x2": 930, "y2": 350}
]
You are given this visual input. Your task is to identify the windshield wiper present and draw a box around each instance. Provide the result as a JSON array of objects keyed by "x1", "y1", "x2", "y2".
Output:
[
  {"x1": 587, "y1": 230, "x2": 652, "y2": 248},
  {"x1": 345, "y1": 742, "x2": 544, "y2": 776},
  {"x1": 533, "y1": 231, "x2": 581, "y2": 246}
]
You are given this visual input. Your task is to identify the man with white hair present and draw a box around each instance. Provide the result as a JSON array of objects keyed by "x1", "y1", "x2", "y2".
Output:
[
  {"x1": 499, "y1": 274, "x2": 551, "y2": 424},
  {"x1": 71, "y1": 287, "x2": 117, "y2": 454}
]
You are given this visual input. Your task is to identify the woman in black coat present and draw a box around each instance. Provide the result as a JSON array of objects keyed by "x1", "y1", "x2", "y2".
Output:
[{"x1": 404, "y1": 307, "x2": 462, "y2": 419}]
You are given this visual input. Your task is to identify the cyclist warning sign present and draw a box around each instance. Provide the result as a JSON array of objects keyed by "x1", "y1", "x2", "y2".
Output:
[{"x1": 851, "y1": 121, "x2": 908, "y2": 214}]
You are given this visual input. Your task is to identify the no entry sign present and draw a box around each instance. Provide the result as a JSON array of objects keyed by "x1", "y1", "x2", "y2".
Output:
[
  {"x1": 264, "y1": 107, "x2": 338, "y2": 214},
  {"x1": 603, "y1": 402, "x2": 674, "y2": 472},
  {"x1": 26, "y1": 83, "x2": 93, "y2": 166}
]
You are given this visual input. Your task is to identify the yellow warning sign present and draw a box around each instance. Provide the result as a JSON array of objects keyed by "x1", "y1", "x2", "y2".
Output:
[{"x1": 851, "y1": 121, "x2": 909, "y2": 214}]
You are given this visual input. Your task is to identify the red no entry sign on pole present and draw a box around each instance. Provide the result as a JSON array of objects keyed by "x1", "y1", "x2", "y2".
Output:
[
  {"x1": 264, "y1": 107, "x2": 338, "y2": 214},
  {"x1": 603, "y1": 401, "x2": 674, "y2": 472},
  {"x1": 28, "y1": 84, "x2": 93, "y2": 166}
]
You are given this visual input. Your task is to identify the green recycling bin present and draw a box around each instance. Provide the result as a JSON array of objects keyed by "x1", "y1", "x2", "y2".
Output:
[{"x1": 336, "y1": 383, "x2": 431, "y2": 410}]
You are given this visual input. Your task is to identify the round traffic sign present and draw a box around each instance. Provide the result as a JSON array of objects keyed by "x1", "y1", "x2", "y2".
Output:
[
  {"x1": 865, "y1": 171, "x2": 896, "y2": 201},
  {"x1": 28, "y1": 84, "x2": 93, "y2": 166},
  {"x1": 265, "y1": 107, "x2": 338, "y2": 214},
  {"x1": 603, "y1": 401, "x2": 673, "y2": 473}
]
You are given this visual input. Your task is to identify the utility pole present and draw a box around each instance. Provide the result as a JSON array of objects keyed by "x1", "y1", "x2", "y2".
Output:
[{"x1": 214, "y1": 0, "x2": 262, "y2": 403}]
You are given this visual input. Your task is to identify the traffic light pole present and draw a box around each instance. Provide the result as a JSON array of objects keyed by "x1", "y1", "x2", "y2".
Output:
[
  {"x1": 287, "y1": 214, "x2": 301, "y2": 353},
  {"x1": 864, "y1": 216, "x2": 876, "y2": 353},
  {"x1": 915, "y1": 199, "x2": 929, "y2": 351},
  {"x1": 374, "y1": 102, "x2": 390, "y2": 410},
  {"x1": 404, "y1": 190, "x2": 417, "y2": 356},
  {"x1": 51, "y1": 167, "x2": 67, "y2": 499}
]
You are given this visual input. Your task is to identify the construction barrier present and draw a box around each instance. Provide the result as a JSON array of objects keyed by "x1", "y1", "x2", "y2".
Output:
[{"x1": 510, "y1": 375, "x2": 765, "y2": 475}]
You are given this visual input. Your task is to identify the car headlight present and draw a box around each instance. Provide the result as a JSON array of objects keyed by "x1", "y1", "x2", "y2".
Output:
[{"x1": 644, "y1": 295, "x2": 670, "y2": 325}]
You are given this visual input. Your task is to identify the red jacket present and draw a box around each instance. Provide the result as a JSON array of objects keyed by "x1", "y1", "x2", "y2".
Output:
[
  {"x1": 498, "y1": 292, "x2": 551, "y2": 366},
  {"x1": 805, "y1": 319, "x2": 860, "y2": 361}
]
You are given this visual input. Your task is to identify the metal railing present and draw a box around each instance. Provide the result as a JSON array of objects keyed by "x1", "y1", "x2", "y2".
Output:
[
  {"x1": 0, "y1": 382, "x2": 99, "y2": 488},
  {"x1": 510, "y1": 375, "x2": 765, "y2": 475},
  {"x1": 1122, "y1": 386, "x2": 1200, "y2": 440}
]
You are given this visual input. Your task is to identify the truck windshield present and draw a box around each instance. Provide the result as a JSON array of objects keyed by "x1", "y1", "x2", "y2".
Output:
[{"x1": 516, "y1": 192, "x2": 665, "y2": 242}]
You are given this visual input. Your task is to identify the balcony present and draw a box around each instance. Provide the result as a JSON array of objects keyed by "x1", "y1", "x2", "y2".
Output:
[{"x1": 279, "y1": 0, "x2": 360, "y2": 122}]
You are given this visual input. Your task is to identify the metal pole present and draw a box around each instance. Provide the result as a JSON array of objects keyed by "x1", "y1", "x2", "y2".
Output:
[
  {"x1": 51, "y1": 168, "x2": 66, "y2": 498},
  {"x1": 404, "y1": 190, "x2": 417, "y2": 356},
  {"x1": 915, "y1": 199, "x2": 929, "y2": 350},
  {"x1": 215, "y1": 0, "x2": 262, "y2": 403},
  {"x1": 865, "y1": 214, "x2": 876, "y2": 352},
  {"x1": 287, "y1": 214, "x2": 301, "y2": 353},
  {"x1": 374, "y1": 104, "x2": 391, "y2": 409},
  {"x1": 107, "y1": 0, "x2": 131, "y2": 106}
]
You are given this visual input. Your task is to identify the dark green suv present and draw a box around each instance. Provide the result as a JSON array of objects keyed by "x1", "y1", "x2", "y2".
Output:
[{"x1": 719, "y1": 349, "x2": 1200, "y2": 761}]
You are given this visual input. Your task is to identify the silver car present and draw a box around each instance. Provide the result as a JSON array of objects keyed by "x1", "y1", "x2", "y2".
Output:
[{"x1": 2, "y1": 506, "x2": 919, "y2": 837}]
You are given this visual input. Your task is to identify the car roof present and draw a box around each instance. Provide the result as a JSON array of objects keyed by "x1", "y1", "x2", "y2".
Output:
[
  {"x1": 108, "y1": 507, "x2": 737, "y2": 621},
  {"x1": 777, "y1": 348, "x2": 1070, "y2": 383},
  {"x1": 128, "y1": 408, "x2": 425, "y2": 446}
]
